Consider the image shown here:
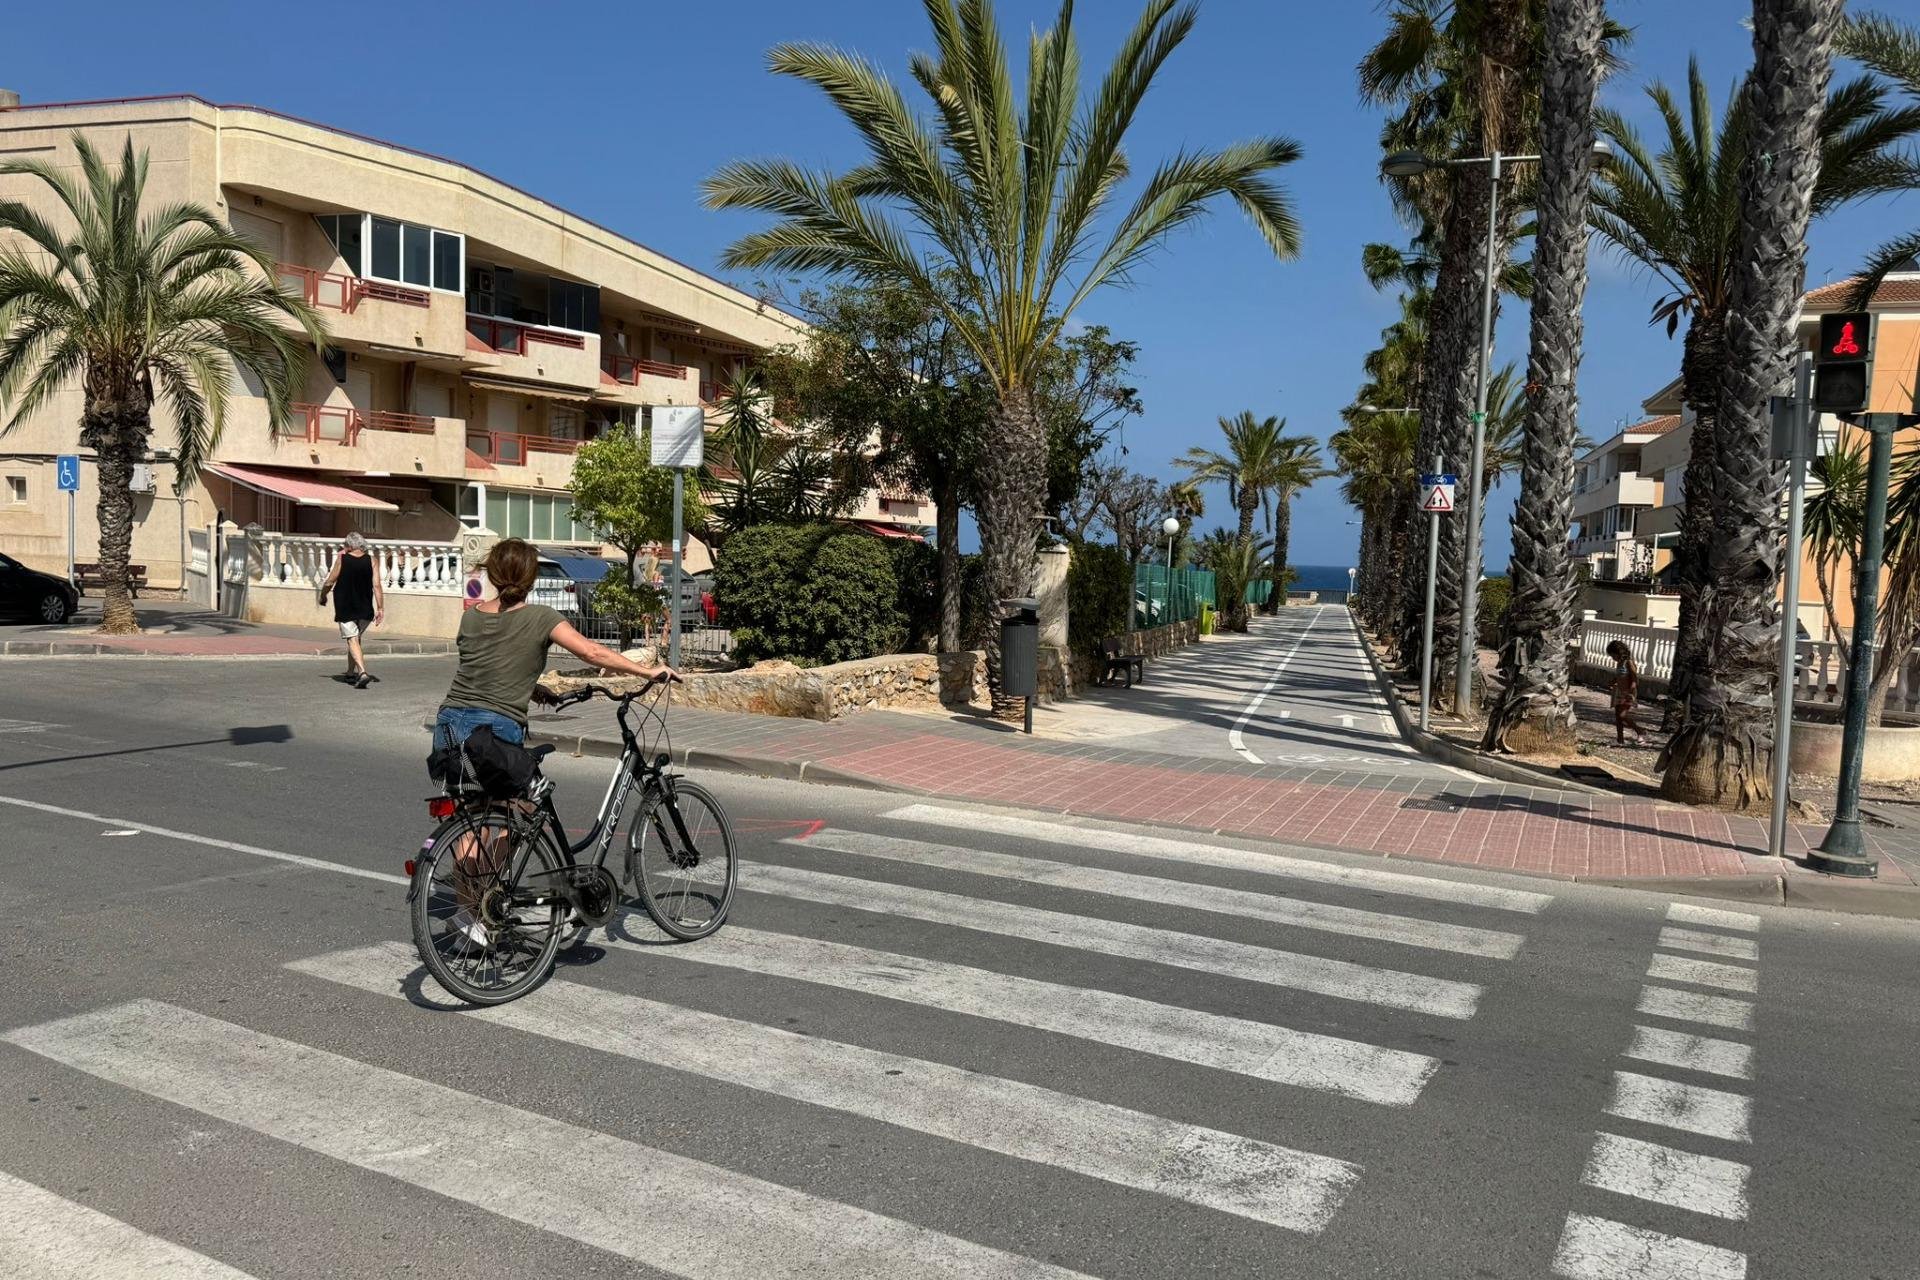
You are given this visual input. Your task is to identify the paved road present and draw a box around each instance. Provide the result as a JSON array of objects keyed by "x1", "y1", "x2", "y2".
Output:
[
  {"x1": 1053, "y1": 606, "x2": 1459, "y2": 778},
  {"x1": 0, "y1": 658, "x2": 1916, "y2": 1278}
]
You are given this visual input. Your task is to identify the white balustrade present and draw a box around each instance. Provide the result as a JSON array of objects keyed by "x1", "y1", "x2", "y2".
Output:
[{"x1": 253, "y1": 535, "x2": 462, "y2": 595}]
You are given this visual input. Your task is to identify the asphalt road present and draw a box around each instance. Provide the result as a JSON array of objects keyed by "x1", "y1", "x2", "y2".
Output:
[{"x1": 0, "y1": 657, "x2": 1915, "y2": 1278}]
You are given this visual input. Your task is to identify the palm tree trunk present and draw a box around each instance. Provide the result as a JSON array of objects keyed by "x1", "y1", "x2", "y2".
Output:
[
  {"x1": 1661, "y1": 0, "x2": 1840, "y2": 808},
  {"x1": 1483, "y1": 0, "x2": 1605, "y2": 754},
  {"x1": 1235, "y1": 487, "x2": 1259, "y2": 623},
  {"x1": 83, "y1": 392, "x2": 148, "y2": 636},
  {"x1": 1268, "y1": 493, "x2": 1292, "y2": 613},
  {"x1": 980, "y1": 385, "x2": 1048, "y2": 718},
  {"x1": 1660, "y1": 312, "x2": 1728, "y2": 729},
  {"x1": 936, "y1": 472, "x2": 962, "y2": 654}
]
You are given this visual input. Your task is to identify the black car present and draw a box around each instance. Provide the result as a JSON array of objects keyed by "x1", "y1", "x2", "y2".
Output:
[{"x1": 0, "y1": 552, "x2": 78, "y2": 624}]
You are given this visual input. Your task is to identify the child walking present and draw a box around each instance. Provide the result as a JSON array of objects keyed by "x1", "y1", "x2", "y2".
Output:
[{"x1": 1606, "y1": 640, "x2": 1645, "y2": 745}]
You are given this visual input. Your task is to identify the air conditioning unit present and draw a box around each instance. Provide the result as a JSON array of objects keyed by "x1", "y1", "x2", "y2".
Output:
[{"x1": 129, "y1": 464, "x2": 156, "y2": 494}]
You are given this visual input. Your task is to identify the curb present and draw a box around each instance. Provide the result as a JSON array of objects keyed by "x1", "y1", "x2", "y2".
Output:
[
  {"x1": 526, "y1": 728, "x2": 1920, "y2": 920},
  {"x1": 0, "y1": 639, "x2": 455, "y2": 658},
  {"x1": 1349, "y1": 627, "x2": 1605, "y2": 795}
]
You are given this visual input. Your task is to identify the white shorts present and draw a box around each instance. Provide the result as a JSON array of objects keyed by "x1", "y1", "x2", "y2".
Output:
[{"x1": 338, "y1": 619, "x2": 370, "y2": 639}]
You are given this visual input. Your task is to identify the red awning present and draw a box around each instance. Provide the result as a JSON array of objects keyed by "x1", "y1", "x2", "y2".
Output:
[
  {"x1": 849, "y1": 520, "x2": 926, "y2": 542},
  {"x1": 204, "y1": 463, "x2": 398, "y2": 511}
]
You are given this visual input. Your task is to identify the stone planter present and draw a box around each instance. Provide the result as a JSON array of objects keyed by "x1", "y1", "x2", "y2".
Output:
[{"x1": 1788, "y1": 719, "x2": 1920, "y2": 783}]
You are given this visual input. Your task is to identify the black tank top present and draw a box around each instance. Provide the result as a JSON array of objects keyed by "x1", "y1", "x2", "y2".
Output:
[{"x1": 333, "y1": 551, "x2": 375, "y2": 621}]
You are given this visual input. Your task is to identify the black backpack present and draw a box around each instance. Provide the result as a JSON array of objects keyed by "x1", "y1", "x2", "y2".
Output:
[{"x1": 428, "y1": 725, "x2": 539, "y2": 800}]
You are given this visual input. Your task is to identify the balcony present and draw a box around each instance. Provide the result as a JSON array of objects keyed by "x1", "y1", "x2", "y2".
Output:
[
  {"x1": 213, "y1": 398, "x2": 466, "y2": 477},
  {"x1": 1570, "y1": 472, "x2": 1659, "y2": 517},
  {"x1": 465, "y1": 316, "x2": 600, "y2": 389},
  {"x1": 274, "y1": 263, "x2": 466, "y2": 357},
  {"x1": 596, "y1": 352, "x2": 699, "y2": 407},
  {"x1": 465, "y1": 428, "x2": 584, "y2": 482}
]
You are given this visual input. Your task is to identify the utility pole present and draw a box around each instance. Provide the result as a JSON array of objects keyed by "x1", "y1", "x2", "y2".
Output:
[
  {"x1": 1417, "y1": 456, "x2": 1453, "y2": 733},
  {"x1": 1767, "y1": 354, "x2": 1813, "y2": 859}
]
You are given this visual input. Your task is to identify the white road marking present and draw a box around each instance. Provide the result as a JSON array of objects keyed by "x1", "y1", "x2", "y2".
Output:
[
  {"x1": 792, "y1": 829, "x2": 1523, "y2": 959},
  {"x1": 745, "y1": 863, "x2": 1483, "y2": 1018},
  {"x1": 1339, "y1": 714, "x2": 1356, "y2": 729},
  {"x1": 295, "y1": 943, "x2": 1359, "y2": 1232},
  {"x1": 1665, "y1": 902, "x2": 1761, "y2": 933},
  {"x1": 591, "y1": 925, "x2": 1437, "y2": 1105},
  {"x1": 1279, "y1": 708, "x2": 1292, "y2": 718},
  {"x1": 1636, "y1": 986, "x2": 1754, "y2": 1032},
  {"x1": 0, "y1": 1169, "x2": 260, "y2": 1278},
  {"x1": 1229, "y1": 608, "x2": 1321, "y2": 764},
  {"x1": 882, "y1": 805, "x2": 1552, "y2": 914},
  {"x1": 0, "y1": 795, "x2": 405, "y2": 886},
  {"x1": 1647, "y1": 954, "x2": 1757, "y2": 995},
  {"x1": 1606, "y1": 1071, "x2": 1752, "y2": 1143},
  {"x1": 1552, "y1": 1213, "x2": 1746, "y2": 1280},
  {"x1": 0, "y1": 719, "x2": 58, "y2": 733},
  {"x1": 1657, "y1": 927, "x2": 1759, "y2": 962},
  {"x1": 1624, "y1": 1025, "x2": 1754, "y2": 1082},
  {"x1": 1580, "y1": 1132, "x2": 1750, "y2": 1221},
  {"x1": 100, "y1": 830, "x2": 139, "y2": 838},
  {"x1": 3, "y1": 1001, "x2": 1090, "y2": 1280},
  {"x1": 221, "y1": 760, "x2": 284, "y2": 773}
]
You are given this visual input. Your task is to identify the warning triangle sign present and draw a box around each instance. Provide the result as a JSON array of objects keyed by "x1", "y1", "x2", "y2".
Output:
[{"x1": 1421, "y1": 483, "x2": 1454, "y2": 513}]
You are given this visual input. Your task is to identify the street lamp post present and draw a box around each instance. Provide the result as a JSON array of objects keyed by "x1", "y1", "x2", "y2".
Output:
[
  {"x1": 1162, "y1": 516, "x2": 1181, "y2": 624},
  {"x1": 1380, "y1": 140, "x2": 1612, "y2": 713}
]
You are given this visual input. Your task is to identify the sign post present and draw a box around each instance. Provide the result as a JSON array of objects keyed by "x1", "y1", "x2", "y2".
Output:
[
  {"x1": 650, "y1": 406, "x2": 706, "y2": 669},
  {"x1": 1416, "y1": 465, "x2": 1456, "y2": 732},
  {"x1": 56, "y1": 455, "x2": 80, "y2": 585},
  {"x1": 1767, "y1": 353, "x2": 1815, "y2": 859}
]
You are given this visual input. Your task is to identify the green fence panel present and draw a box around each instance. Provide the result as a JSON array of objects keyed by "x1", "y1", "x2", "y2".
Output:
[{"x1": 1131, "y1": 564, "x2": 1217, "y2": 629}]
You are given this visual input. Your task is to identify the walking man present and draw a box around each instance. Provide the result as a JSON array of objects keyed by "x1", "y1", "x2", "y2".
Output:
[{"x1": 318, "y1": 531, "x2": 384, "y2": 688}]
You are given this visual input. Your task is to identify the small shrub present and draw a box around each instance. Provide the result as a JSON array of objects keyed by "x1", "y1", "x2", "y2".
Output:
[
  {"x1": 1067, "y1": 542, "x2": 1133, "y2": 662},
  {"x1": 713, "y1": 523, "x2": 905, "y2": 665},
  {"x1": 887, "y1": 539, "x2": 941, "y2": 651},
  {"x1": 587, "y1": 565, "x2": 663, "y2": 647},
  {"x1": 1476, "y1": 575, "x2": 1513, "y2": 650}
]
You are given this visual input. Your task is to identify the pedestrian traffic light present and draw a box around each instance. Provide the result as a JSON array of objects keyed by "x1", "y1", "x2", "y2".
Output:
[{"x1": 1813, "y1": 311, "x2": 1874, "y2": 413}]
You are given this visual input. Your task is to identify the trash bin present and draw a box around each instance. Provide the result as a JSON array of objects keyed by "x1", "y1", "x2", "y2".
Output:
[{"x1": 1000, "y1": 597, "x2": 1040, "y2": 698}]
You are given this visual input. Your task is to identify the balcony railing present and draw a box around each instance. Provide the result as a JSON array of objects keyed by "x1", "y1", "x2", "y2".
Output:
[
  {"x1": 699, "y1": 379, "x2": 721, "y2": 403},
  {"x1": 259, "y1": 535, "x2": 463, "y2": 595},
  {"x1": 275, "y1": 403, "x2": 436, "y2": 445},
  {"x1": 276, "y1": 263, "x2": 429, "y2": 313},
  {"x1": 468, "y1": 316, "x2": 587, "y2": 356},
  {"x1": 601, "y1": 353, "x2": 693, "y2": 386},
  {"x1": 466, "y1": 429, "x2": 583, "y2": 466}
]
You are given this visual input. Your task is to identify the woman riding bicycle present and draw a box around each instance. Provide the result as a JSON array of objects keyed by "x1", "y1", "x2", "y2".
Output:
[{"x1": 434, "y1": 537, "x2": 673, "y2": 755}]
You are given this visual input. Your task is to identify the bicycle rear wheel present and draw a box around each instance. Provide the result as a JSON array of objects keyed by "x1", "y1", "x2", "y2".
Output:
[
  {"x1": 627, "y1": 779, "x2": 737, "y2": 941},
  {"x1": 410, "y1": 810, "x2": 566, "y2": 1005}
]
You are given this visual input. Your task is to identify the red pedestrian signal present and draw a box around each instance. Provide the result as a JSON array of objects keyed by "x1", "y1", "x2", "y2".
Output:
[{"x1": 1814, "y1": 311, "x2": 1874, "y2": 413}]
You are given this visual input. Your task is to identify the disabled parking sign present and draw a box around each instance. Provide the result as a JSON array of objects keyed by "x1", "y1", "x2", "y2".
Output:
[{"x1": 57, "y1": 455, "x2": 80, "y2": 492}]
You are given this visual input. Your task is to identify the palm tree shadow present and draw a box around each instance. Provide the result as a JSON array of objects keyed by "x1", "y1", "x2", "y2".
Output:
[{"x1": 1438, "y1": 791, "x2": 1761, "y2": 856}]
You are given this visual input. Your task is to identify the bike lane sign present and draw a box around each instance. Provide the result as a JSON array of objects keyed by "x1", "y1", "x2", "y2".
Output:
[{"x1": 1418, "y1": 473, "x2": 1456, "y2": 513}]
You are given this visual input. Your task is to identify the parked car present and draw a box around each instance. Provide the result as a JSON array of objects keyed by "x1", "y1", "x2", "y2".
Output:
[
  {"x1": 531, "y1": 558, "x2": 586, "y2": 617},
  {"x1": 0, "y1": 552, "x2": 78, "y2": 624}
]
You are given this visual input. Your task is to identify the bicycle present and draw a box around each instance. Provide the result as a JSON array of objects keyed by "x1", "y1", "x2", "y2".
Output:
[{"x1": 407, "y1": 678, "x2": 737, "y2": 1006}]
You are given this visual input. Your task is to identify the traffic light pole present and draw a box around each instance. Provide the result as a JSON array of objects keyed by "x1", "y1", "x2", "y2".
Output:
[
  {"x1": 1767, "y1": 355, "x2": 1813, "y2": 860},
  {"x1": 1812, "y1": 413, "x2": 1894, "y2": 876},
  {"x1": 1420, "y1": 454, "x2": 1442, "y2": 734}
]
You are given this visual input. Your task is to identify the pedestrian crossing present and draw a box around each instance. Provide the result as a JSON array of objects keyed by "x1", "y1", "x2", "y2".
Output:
[{"x1": 0, "y1": 805, "x2": 1570, "y2": 1275}]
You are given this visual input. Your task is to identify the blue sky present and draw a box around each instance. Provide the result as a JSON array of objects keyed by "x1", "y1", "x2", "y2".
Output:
[{"x1": 10, "y1": 0, "x2": 1914, "y2": 570}]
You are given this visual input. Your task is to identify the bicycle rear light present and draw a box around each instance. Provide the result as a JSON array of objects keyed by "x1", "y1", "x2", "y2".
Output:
[{"x1": 427, "y1": 796, "x2": 456, "y2": 819}]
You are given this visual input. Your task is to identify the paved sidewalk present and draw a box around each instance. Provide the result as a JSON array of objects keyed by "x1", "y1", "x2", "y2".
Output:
[
  {"x1": 1, "y1": 599, "x2": 452, "y2": 657},
  {"x1": 528, "y1": 645, "x2": 1920, "y2": 919}
]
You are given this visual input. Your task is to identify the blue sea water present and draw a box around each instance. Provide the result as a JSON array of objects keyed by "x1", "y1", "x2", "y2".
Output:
[{"x1": 1290, "y1": 564, "x2": 1357, "y2": 593}]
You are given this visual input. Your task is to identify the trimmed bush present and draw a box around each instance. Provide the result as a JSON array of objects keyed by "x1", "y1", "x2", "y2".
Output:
[
  {"x1": 1067, "y1": 541, "x2": 1133, "y2": 662},
  {"x1": 713, "y1": 524, "x2": 906, "y2": 665},
  {"x1": 887, "y1": 538, "x2": 941, "y2": 652}
]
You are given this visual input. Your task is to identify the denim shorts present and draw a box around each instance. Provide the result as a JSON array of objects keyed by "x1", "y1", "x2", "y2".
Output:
[{"x1": 433, "y1": 706, "x2": 525, "y2": 753}]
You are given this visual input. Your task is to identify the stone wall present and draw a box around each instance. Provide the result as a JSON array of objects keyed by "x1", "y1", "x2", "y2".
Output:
[
  {"x1": 667, "y1": 652, "x2": 943, "y2": 721},
  {"x1": 939, "y1": 650, "x2": 990, "y2": 707}
]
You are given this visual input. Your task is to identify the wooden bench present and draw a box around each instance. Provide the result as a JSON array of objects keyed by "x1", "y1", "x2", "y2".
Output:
[
  {"x1": 73, "y1": 562, "x2": 147, "y2": 597},
  {"x1": 1099, "y1": 637, "x2": 1145, "y2": 688}
]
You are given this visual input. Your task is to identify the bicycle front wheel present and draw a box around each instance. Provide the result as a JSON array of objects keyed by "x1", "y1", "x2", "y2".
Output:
[
  {"x1": 627, "y1": 779, "x2": 737, "y2": 941},
  {"x1": 410, "y1": 810, "x2": 566, "y2": 1005}
]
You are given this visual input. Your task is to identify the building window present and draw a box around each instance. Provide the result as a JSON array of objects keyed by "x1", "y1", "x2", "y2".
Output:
[
  {"x1": 548, "y1": 278, "x2": 601, "y2": 333},
  {"x1": 316, "y1": 213, "x2": 364, "y2": 274},
  {"x1": 549, "y1": 406, "x2": 584, "y2": 441},
  {"x1": 4, "y1": 475, "x2": 24, "y2": 504},
  {"x1": 328, "y1": 213, "x2": 462, "y2": 292},
  {"x1": 456, "y1": 483, "x2": 484, "y2": 530}
]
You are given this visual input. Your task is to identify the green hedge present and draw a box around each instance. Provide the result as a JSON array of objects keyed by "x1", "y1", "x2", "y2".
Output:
[
  {"x1": 887, "y1": 539, "x2": 941, "y2": 652},
  {"x1": 1477, "y1": 575, "x2": 1512, "y2": 649},
  {"x1": 713, "y1": 524, "x2": 905, "y2": 665},
  {"x1": 1067, "y1": 541, "x2": 1132, "y2": 660}
]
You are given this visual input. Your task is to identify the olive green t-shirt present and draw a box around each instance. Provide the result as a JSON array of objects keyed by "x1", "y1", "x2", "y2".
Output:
[{"x1": 442, "y1": 603, "x2": 565, "y2": 727}]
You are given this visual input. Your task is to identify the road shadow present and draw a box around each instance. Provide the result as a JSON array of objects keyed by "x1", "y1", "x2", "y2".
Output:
[{"x1": 0, "y1": 724, "x2": 294, "y2": 773}]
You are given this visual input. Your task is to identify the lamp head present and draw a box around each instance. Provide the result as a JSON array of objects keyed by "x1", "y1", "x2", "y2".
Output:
[
  {"x1": 1381, "y1": 151, "x2": 1433, "y2": 178},
  {"x1": 1162, "y1": 516, "x2": 1181, "y2": 537}
]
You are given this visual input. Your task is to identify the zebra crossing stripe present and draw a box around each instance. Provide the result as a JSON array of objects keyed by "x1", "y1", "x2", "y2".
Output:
[
  {"x1": 1552, "y1": 1213, "x2": 1746, "y2": 1280},
  {"x1": 1580, "y1": 1132, "x2": 1750, "y2": 1221},
  {"x1": 745, "y1": 863, "x2": 1483, "y2": 1018},
  {"x1": 788, "y1": 830, "x2": 1525, "y2": 960},
  {"x1": 291, "y1": 943, "x2": 1359, "y2": 1233},
  {"x1": 0, "y1": 1169, "x2": 260, "y2": 1278},
  {"x1": 592, "y1": 925, "x2": 1439, "y2": 1105},
  {"x1": 2, "y1": 1000, "x2": 1091, "y2": 1280},
  {"x1": 1635, "y1": 985, "x2": 1754, "y2": 1032},
  {"x1": 1656, "y1": 927, "x2": 1759, "y2": 963},
  {"x1": 1646, "y1": 954, "x2": 1757, "y2": 995},
  {"x1": 881, "y1": 805, "x2": 1553, "y2": 915},
  {"x1": 1665, "y1": 903, "x2": 1761, "y2": 933},
  {"x1": 1624, "y1": 1025, "x2": 1754, "y2": 1082},
  {"x1": 1605, "y1": 1071, "x2": 1752, "y2": 1144}
]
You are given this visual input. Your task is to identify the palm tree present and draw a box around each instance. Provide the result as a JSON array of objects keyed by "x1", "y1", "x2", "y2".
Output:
[
  {"x1": 704, "y1": 0, "x2": 1302, "y2": 714},
  {"x1": 1660, "y1": 0, "x2": 1842, "y2": 809},
  {"x1": 1264, "y1": 437, "x2": 1329, "y2": 614},
  {"x1": 1482, "y1": 0, "x2": 1606, "y2": 754},
  {"x1": 1194, "y1": 528, "x2": 1271, "y2": 633},
  {"x1": 0, "y1": 136, "x2": 323, "y2": 634},
  {"x1": 1178, "y1": 412, "x2": 1290, "y2": 554},
  {"x1": 1333, "y1": 409, "x2": 1419, "y2": 632},
  {"x1": 1838, "y1": 11, "x2": 1920, "y2": 306},
  {"x1": 1592, "y1": 55, "x2": 1918, "y2": 720}
]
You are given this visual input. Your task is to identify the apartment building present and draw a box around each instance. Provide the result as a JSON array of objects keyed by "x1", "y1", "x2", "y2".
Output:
[
  {"x1": 1569, "y1": 411, "x2": 1676, "y2": 583},
  {"x1": 0, "y1": 94, "x2": 932, "y2": 616}
]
